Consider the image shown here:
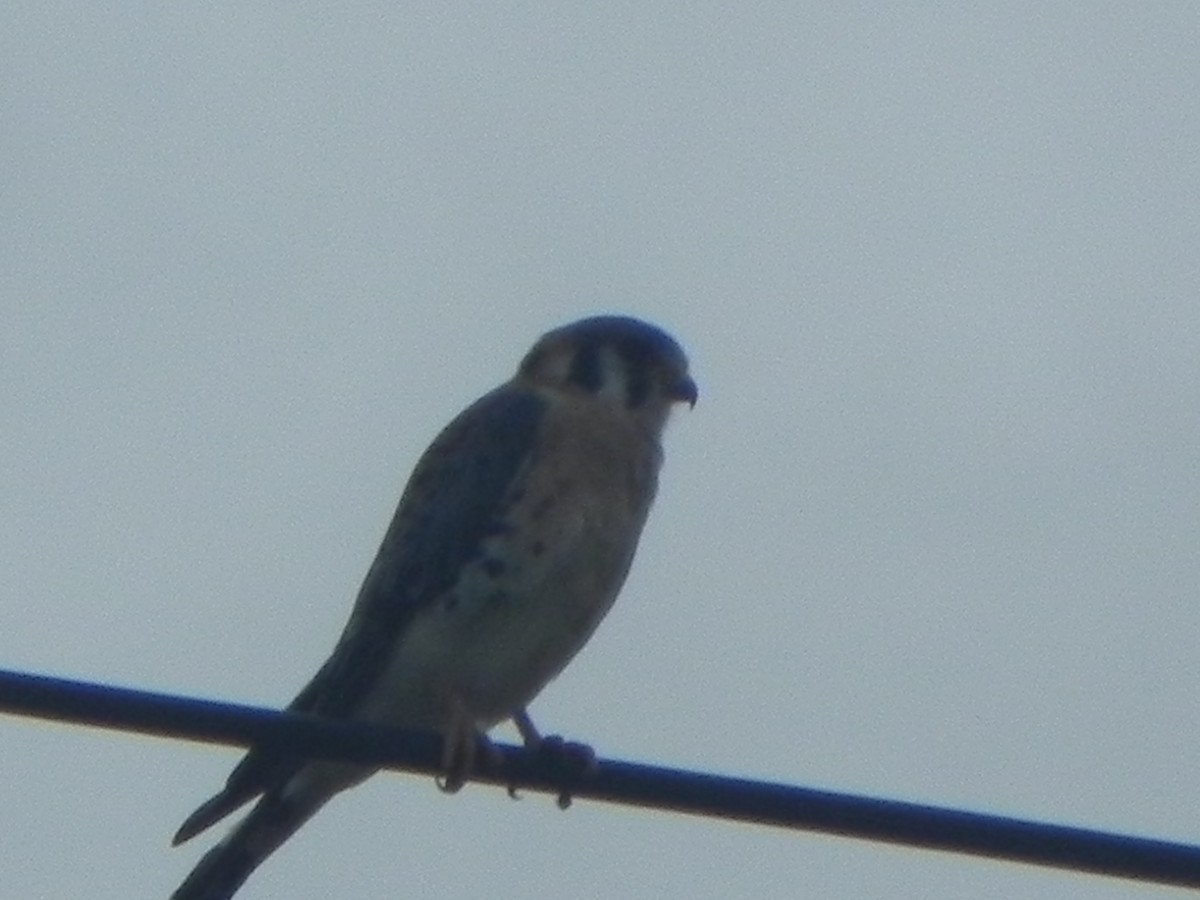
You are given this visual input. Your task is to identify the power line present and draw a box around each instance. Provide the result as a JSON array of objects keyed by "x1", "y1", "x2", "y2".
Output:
[{"x1": 1, "y1": 666, "x2": 1198, "y2": 889}]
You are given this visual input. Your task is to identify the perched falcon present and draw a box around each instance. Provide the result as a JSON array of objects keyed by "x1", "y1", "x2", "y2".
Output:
[{"x1": 170, "y1": 315, "x2": 696, "y2": 899}]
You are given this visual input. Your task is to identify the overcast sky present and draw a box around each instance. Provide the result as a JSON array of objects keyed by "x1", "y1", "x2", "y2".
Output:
[{"x1": 3, "y1": 4, "x2": 1199, "y2": 899}]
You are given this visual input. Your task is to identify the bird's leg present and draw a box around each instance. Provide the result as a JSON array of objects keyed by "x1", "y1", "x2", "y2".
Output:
[
  {"x1": 437, "y1": 696, "x2": 500, "y2": 794},
  {"x1": 504, "y1": 709, "x2": 537, "y2": 800},
  {"x1": 510, "y1": 707, "x2": 597, "y2": 809},
  {"x1": 512, "y1": 707, "x2": 543, "y2": 746}
]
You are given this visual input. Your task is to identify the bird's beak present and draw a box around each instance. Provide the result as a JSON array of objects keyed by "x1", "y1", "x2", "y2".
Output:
[{"x1": 672, "y1": 375, "x2": 699, "y2": 409}]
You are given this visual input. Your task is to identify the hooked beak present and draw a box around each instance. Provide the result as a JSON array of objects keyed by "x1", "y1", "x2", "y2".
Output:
[{"x1": 672, "y1": 375, "x2": 698, "y2": 409}]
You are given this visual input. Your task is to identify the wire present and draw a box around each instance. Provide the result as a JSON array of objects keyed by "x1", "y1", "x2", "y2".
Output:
[{"x1": 2, "y1": 665, "x2": 1198, "y2": 888}]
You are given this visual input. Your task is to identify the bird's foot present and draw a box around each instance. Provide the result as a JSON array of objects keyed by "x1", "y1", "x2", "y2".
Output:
[
  {"x1": 534, "y1": 734, "x2": 598, "y2": 809},
  {"x1": 510, "y1": 708, "x2": 598, "y2": 808}
]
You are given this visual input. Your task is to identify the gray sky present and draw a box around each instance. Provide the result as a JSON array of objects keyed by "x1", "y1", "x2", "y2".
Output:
[{"x1": 3, "y1": 4, "x2": 1199, "y2": 898}]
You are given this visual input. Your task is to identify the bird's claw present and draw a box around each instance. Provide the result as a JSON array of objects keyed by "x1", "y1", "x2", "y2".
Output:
[
  {"x1": 532, "y1": 734, "x2": 598, "y2": 809},
  {"x1": 508, "y1": 709, "x2": 596, "y2": 807}
]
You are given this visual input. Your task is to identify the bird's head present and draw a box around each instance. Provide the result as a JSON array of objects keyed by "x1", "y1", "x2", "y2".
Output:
[{"x1": 518, "y1": 315, "x2": 697, "y2": 432}]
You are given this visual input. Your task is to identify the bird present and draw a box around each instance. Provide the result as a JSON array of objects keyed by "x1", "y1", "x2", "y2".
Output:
[{"x1": 169, "y1": 314, "x2": 697, "y2": 899}]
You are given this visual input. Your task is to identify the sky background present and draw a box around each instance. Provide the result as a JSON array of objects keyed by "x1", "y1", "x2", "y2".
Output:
[{"x1": 3, "y1": 4, "x2": 1199, "y2": 899}]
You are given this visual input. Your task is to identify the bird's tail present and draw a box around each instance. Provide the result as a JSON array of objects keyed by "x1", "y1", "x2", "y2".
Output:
[{"x1": 170, "y1": 785, "x2": 332, "y2": 900}]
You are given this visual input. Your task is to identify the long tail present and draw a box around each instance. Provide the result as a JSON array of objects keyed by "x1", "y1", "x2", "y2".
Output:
[{"x1": 170, "y1": 785, "x2": 333, "y2": 900}]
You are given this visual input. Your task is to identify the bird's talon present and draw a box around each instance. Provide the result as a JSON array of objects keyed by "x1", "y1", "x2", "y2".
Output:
[{"x1": 528, "y1": 734, "x2": 596, "y2": 808}]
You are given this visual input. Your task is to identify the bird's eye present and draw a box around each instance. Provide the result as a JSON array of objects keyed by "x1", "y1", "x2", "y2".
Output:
[{"x1": 567, "y1": 344, "x2": 604, "y2": 393}]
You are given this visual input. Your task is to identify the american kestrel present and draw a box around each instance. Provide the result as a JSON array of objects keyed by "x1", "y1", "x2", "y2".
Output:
[{"x1": 170, "y1": 315, "x2": 696, "y2": 899}]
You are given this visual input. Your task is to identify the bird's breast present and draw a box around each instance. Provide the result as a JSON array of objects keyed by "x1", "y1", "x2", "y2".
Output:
[{"x1": 365, "y1": 406, "x2": 661, "y2": 730}]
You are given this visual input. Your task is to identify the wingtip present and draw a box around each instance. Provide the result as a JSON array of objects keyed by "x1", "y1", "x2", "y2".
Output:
[
  {"x1": 172, "y1": 809, "x2": 211, "y2": 847},
  {"x1": 172, "y1": 791, "x2": 243, "y2": 847}
]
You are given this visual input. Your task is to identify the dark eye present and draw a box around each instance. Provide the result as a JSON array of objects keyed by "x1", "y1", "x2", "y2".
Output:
[{"x1": 567, "y1": 344, "x2": 604, "y2": 392}]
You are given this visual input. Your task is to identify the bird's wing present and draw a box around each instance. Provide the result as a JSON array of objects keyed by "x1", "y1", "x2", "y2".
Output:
[
  {"x1": 296, "y1": 384, "x2": 547, "y2": 716},
  {"x1": 173, "y1": 384, "x2": 547, "y2": 845}
]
